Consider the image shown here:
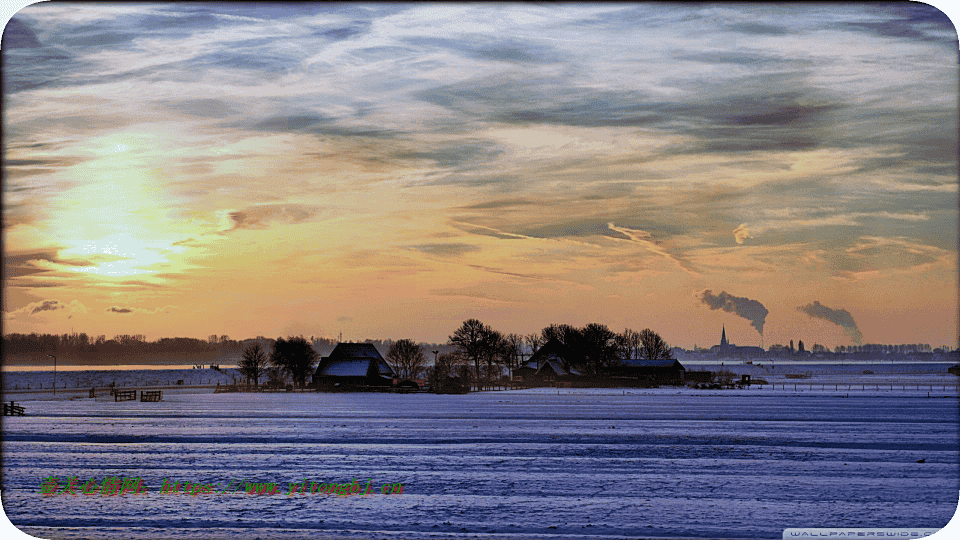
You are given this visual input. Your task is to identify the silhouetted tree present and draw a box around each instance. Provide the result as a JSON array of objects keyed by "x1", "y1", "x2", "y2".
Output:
[
  {"x1": 450, "y1": 319, "x2": 495, "y2": 386},
  {"x1": 428, "y1": 351, "x2": 470, "y2": 393},
  {"x1": 480, "y1": 329, "x2": 507, "y2": 382},
  {"x1": 540, "y1": 324, "x2": 586, "y2": 371},
  {"x1": 615, "y1": 328, "x2": 642, "y2": 362},
  {"x1": 502, "y1": 333, "x2": 524, "y2": 369},
  {"x1": 270, "y1": 336, "x2": 318, "y2": 388},
  {"x1": 638, "y1": 328, "x2": 673, "y2": 362},
  {"x1": 581, "y1": 323, "x2": 618, "y2": 375},
  {"x1": 387, "y1": 339, "x2": 426, "y2": 381},
  {"x1": 238, "y1": 343, "x2": 268, "y2": 387},
  {"x1": 523, "y1": 333, "x2": 543, "y2": 356}
]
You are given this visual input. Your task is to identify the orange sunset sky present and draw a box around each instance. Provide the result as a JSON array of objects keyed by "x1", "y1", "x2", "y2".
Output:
[{"x1": 3, "y1": 3, "x2": 958, "y2": 349}]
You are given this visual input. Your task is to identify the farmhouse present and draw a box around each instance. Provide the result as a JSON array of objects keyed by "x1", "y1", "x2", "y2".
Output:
[
  {"x1": 312, "y1": 342, "x2": 395, "y2": 389},
  {"x1": 513, "y1": 338, "x2": 582, "y2": 386}
]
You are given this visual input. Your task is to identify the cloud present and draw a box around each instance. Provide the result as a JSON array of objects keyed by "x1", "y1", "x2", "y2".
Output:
[
  {"x1": 9, "y1": 299, "x2": 89, "y2": 318},
  {"x1": 2, "y1": 17, "x2": 42, "y2": 48},
  {"x1": 105, "y1": 305, "x2": 177, "y2": 315},
  {"x1": 608, "y1": 222, "x2": 699, "y2": 275},
  {"x1": 31, "y1": 300, "x2": 64, "y2": 314},
  {"x1": 798, "y1": 300, "x2": 863, "y2": 344},
  {"x1": 406, "y1": 243, "x2": 481, "y2": 257},
  {"x1": 733, "y1": 224, "x2": 752, "y2": 244},
  {"x1": 223, "y1": 204, "x2": 323, "y2": 232},
  {"x1": 248, "y1": 114, "x2": 400, "y2": 139},
  {"x1": 725, "y1": 22, "x2": 789, "y2": 36},
  {"x1": 404, "y1": 35, "x2": 564, "y2": 64},
  {"x1": 700, "y1": 290, "x2": 769, "y2": 335},
  {"x1": 838, "y1": 4, "x2": 956, "y2": 44}
]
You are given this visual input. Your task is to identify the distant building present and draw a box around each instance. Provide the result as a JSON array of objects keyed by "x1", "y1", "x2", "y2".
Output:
[
  {"x1": 512, "y1": 338, "x2": 582, "y2": 386},
  {"x1": 312, "y1": 342, "x2": 395, "y2": 388},
  {"x1": 609, "y1": 356, "x2": 686, "y2": 386},
  {"x1": 711, "y1": 326, "x2": 764, "y2": 359}
]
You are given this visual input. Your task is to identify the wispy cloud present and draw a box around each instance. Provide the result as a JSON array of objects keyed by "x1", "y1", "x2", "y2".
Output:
[
  {"x1": 607, "y1": 222, "x2": 699, "y2": 275},
  {"x1": 105, "y1": 305, "x2": 177, "y2": 315}
]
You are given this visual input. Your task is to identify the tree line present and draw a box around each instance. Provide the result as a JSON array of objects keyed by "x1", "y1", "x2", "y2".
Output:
[
  {"x1": 391, "y1": 320, "x2": 673, "y2": 391},
  {"x1": 232, "y1": 320, "x2": 673, "y2": 391}
]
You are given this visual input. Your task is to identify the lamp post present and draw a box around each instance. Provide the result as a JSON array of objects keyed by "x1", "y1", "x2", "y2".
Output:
[{"x1": 46, "y1": 354, "x2": 56, "y2": 397}]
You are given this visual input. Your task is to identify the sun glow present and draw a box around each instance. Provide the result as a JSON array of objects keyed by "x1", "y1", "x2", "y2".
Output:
[{"x1": 43, "y1": 133, "x2": 194, "y2": 278}]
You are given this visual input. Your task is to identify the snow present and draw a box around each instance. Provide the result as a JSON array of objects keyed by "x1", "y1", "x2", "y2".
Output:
[{"x1": 1, "y1": 366, "x2": 958, "y2": 539}]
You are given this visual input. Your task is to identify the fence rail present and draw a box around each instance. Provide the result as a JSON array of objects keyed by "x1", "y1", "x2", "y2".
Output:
[
  {"x1": 3, "y1": 401, "x2": 25, "y2": 416},
  {"x1": 113, "y1": 389, "x2": 136, "y2": 402},
  {"x1": 140, "y1": 390, "x2": 162, "y2": 402},
  {"x1": 754, "y1": 382, "x2": 958, "y2": 392}
]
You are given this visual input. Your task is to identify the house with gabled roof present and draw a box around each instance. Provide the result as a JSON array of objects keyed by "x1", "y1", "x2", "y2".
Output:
[
  {"x1": 312, "y1": 342, "x2": 395, "y2": 389},
  {"x1": 512, "y1": 338, "x2": 582, "y2": 386}
]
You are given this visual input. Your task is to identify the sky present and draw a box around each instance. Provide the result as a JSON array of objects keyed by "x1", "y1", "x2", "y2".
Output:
[{"x1": 2, "y1": 2, "x2": 958, "y2": 350}]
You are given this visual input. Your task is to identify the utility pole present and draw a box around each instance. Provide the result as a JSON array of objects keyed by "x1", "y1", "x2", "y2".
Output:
[{"x1": 47, "y1": 355, "x2": 56, "y2": 397}]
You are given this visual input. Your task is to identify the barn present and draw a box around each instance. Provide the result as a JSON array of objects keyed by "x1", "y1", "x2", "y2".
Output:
[
  {"x1": 609, "y1": 356, "x2": 686, "y2": 386},
  {"x1": 312, "y1": 343, "x2": 395, "y2": 389}
]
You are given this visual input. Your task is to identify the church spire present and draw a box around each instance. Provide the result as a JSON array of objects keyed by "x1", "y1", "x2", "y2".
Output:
[{"x1": 721, "y1": 325, "x2": 728, "y2": 347}]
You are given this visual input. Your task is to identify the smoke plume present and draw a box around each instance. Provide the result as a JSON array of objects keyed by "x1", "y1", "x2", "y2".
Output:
[
  {"x1": 797, "y1": 301, "x2": 863, "y2": 344},
  {"x1": 700, "y1": 290, "x2": 769, "y2": 335}
]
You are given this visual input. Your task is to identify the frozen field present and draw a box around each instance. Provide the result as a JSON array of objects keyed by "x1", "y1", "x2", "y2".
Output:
[{"x1": 1, "y1": 372, "x2": 958, "y2": 540}]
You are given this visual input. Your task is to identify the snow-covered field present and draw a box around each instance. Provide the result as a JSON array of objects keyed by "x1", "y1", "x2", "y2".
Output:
[{"x1": 1, "y1": 367, "x2": 958, "y2": 540}]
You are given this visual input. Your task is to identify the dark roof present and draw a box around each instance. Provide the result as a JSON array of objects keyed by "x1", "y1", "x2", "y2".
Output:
[
  {"x1": 525, "y1": 338, "x2": 577, "y2": 367},
  {"x1": 328, "y1": 343, "x2": 385, "y2": 360},
  {"x1": 315, "y1": 343, "x2": 395, "y2": 379},
  {"x1": 318, "y1": 358, "x2": 375, "y2": 377},
  {"x1": 620, "y1": 357, "x2": 684, "y2": 369},
  {"x1": 537, "y1": 358, "x2": 581, "y2": 377}
]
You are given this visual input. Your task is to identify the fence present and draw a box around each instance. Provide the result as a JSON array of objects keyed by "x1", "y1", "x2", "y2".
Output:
[
  {"x1": 113, "y1": 389, "x2": 136, "y2": 402},
  {"x1": 3, "y1": 401, "x2": 25, "y2": 416},
  {"x1": 140, "y1": 390, "x2": 162, "y2": 402},
  {"x1": 753, "y1": 382, "x2": 958, "y2": 392}
]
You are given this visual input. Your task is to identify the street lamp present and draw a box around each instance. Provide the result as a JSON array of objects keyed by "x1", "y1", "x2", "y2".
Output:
[{"x1": 46, "y1": 354, "x2": 56, "y2": 397}]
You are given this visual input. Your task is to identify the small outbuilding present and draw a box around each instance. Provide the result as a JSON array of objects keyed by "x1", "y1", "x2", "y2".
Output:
[{"x1": 312, "y1": 343, "x2": 395, "y2": 389}]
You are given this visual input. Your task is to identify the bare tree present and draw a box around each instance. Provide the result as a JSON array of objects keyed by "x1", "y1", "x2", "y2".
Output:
[
  {"x1": 238, "y1": 343, "x2": 268, "y2": 387},
  {"x1": 449, "y1": 319, "x2": 491, "y2": 384},
  {"x1": 387, "y1": 339, "x2": 426, "y2": 381},
  {"x1": 523, "y1": 333, "x2": 543, "y2": 356},
  {"x1": 615, "y1": 328, "x2": 642, "y2": 362},
  {"x1": 638, "y1": 328, "x2": 673, "y2": 362},
  {"x1": 502, "y1": 333, "x2": 524, "y2": 369}
]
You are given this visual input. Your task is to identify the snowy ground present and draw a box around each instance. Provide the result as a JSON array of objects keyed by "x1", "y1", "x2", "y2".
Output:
[{"x1": 1, "y1": 366, "x2": 958, "y2": 540}]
